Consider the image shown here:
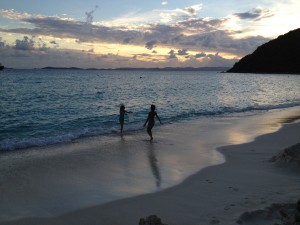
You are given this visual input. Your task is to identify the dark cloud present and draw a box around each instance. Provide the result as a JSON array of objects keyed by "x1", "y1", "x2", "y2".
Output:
[
  {"x1": 0, "y1": 38, "x2": 7, "y2": 48},
  {"x1": 4, "y1": 36, "x2": 50, "y2": 52},
  {"x1": 15, "y1": 17, "x2": 142, "y2": 45},
  {"x1": 14, "y1": 36, "x2": 35, "y2": 50},
  {"x1": 168, "y1": 49, "x2": 177, "y2": 59},
  {"x1": 234, "y1": 8, "x2": 274, "y2": 21},
  {"x1": 0, "y1": 8, "x2": 276, "y2": 69},
  {"x1": 1, "y1": 35, "x2": 239, "y2": 69},
  {"x1": 0, "y1": 43, "x2": 137, "y2": 69},
  {"x1": 0, "y1": 12, "x2": 271, "y2": 57},
  {"x1": 177, "y1": 49, "x2": 188, "y2": 55},
  {"x1": 181, "y1": 5, "x2": 202, "y2": 16},
  {"x1": 85, "y1": 5, "x2": 98, "y2": 24},
  {"x1": 123, "y1": 37, "x2": 133, "y2": 44},
  {"x1": 182, "y1": 7, "x2": 197, "y2": 16},
  {"x1": 177, "y1": 18, "x2": 227, "y2": 32},
  {"x1": 195, "y1": 52, "x2": 206, "y2": 58},
  {"x1": 173, "y1": 30, "x2": 270, "y2": 56},
  {"x1": 145, "y1": 40, "x2": 158, "y2": 50}
]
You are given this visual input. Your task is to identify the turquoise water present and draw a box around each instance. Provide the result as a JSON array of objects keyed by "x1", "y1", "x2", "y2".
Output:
[{"x1": 1, "y1": 69, "x2": 300, "y2": 150}]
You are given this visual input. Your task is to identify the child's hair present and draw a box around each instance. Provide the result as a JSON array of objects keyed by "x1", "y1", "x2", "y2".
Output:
[
  {"x1": 120, "y1": 105, "x2": 125, "y2": 110},
  {"x1": 151, "y1": 104, "x2": 156, "y2": 111}
]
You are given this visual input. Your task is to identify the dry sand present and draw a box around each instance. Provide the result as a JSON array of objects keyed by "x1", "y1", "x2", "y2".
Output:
[{"x1": 0, "y1": 107, "x2": 300, "y2": 225}]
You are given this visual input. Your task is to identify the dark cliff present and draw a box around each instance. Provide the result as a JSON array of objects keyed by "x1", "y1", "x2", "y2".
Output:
[{"x1": 227, "y1": 28, "x2": 300, "y2": 74}]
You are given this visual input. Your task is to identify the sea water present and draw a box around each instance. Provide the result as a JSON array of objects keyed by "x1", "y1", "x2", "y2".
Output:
[{"x1": 1, "y1": 69, "x2": 300, "y2": 151}]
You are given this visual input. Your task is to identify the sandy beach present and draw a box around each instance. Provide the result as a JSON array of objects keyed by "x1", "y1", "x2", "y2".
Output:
[{"x1": 1, "y1": 107, "x2": 300, "y2": 225}]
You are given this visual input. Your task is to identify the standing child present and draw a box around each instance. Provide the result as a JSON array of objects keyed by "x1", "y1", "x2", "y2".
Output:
[
  {"x1": 144, "y1": 104, "x2": 162, "y2": 140},
  {"x1": 119, "y1": 105, "x2": 131, "y2": 133}
]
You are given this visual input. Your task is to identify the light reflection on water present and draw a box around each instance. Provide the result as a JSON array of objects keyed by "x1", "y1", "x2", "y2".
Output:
[{"x1": 225, "y1": 107, "x2": 300, "y2": 145}]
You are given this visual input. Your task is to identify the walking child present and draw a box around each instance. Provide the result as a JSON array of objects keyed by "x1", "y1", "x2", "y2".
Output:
[
  {"x1": 119, "y1": 105, "x2": 131, "y2": 133},
  {"x1": 144, "y1": 104, "x2": 162, "y2": 140}
]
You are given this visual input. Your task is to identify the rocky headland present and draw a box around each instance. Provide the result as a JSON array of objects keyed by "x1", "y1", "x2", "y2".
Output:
[{"x1": 228, "y1": 28, "x2": 300, "y2": 74}]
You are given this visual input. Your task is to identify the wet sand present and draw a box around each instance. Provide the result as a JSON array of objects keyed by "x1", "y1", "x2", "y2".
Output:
[{"x1": 0, "y1": 107, "x2": 300, "y2": 225}]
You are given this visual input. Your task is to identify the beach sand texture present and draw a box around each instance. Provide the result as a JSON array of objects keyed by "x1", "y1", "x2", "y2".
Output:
[{"x1": 0, "y1": 107, "x2": 300, "y2": 225}]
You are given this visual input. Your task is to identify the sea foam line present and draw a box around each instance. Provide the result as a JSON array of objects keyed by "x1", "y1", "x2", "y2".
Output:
[{"x1": 1, "y1": 102, "x2": 300, "y2": 151}]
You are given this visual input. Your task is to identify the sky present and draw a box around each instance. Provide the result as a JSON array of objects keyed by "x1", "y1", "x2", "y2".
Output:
[{"x1": 0, "y1": 0, "x2": 299, "y2": 69}]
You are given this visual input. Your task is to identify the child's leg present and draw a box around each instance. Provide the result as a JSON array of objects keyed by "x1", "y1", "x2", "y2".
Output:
[
  {"x1": 147, "y1": 122, "x2": 154, "y2": 140},
  {"x1": 120, "y1": 120, "x2": 124, "y2": 133},
  {"x1": 147, "y1": 128, "x2": 153, "y2": 140}
]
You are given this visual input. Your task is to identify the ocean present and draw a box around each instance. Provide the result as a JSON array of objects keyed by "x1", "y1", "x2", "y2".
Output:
[{"x1": 1, "y1": 69, "x2": 300, "y2": 151}]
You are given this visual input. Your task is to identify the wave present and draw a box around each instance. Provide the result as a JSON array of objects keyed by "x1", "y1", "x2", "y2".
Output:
[
  {"x1": 1, "y1": 102, "x2": 300, "y2": 151},
  {"x1": 0, "y1": 123, "x2": 145, "y2": 151}
]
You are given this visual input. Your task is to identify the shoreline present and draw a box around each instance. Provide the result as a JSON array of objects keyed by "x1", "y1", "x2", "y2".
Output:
[{"x1": 1, "y1": 107, "x2": 300, "y2": 225}]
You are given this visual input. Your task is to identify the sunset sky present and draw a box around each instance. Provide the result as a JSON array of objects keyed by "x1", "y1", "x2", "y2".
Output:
[{"x1": 0, "y1": 0, "x2": 299, "y2": 69}]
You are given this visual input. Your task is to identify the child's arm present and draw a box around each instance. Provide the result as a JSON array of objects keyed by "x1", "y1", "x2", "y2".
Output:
[
  {"x1": 144, "y1": 113, "x2": 149, "y2": 127},
  {"x1": 144, "y1": 118, "x2": 148, "y2": 127},
  {"x1": 156, "y1": 113, "x2": 162, "y2": 124}
]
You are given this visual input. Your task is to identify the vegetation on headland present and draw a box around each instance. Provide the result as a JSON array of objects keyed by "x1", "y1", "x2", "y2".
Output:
[{"x1": 227, "y1": 28, "x2": 300, "y2": 74}]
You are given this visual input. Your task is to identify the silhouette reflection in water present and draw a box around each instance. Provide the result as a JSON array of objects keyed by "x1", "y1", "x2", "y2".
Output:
[{"x1": 147, "y1": 142, "x2": 161, "y2": 188}]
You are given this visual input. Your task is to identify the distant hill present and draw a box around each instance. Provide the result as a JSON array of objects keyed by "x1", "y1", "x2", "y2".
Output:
[
  {"x1": 42, "y1": 66, "x2": 229, "y2": 71},
  {"x1": 227, "y1": 28, "x2": 300, "y2": 74}
]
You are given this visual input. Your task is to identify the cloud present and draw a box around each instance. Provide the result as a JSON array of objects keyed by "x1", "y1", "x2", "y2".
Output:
[
  {"x1": 177, "y1": 49, "x2": 188, "y2": 55},
  {"x1": 0, "y1": 41, "x2": 132, "y2": 69},
  {"x1": 145, "y1": 40, "x2": 158, "y2": 50},
  {"x1": 0, "y1": 9, "x2": 32, "y2": 20},
  {"x1": 9, "y1": 36, "x2": 50, "y2": 51},
  {"x1": 85, "y1": 6, "x2": 98, "y2": 24},
  {"x1": 0, "y1": 38, "x2": 8, "y2": 49},
  {"x1": 49, "y1": 40, "x2": 59, "y2": 47},
  {"x1": 0, "y1": 42, "x2": 5, "y2": 48},
  {"x1": 0, "y1": 12, "x2": 270, "y2": 58},
  {"x1": 181, "y1": 4, "x2": 202, "y2": 16},
  {"x1": 123, "y1": 37, "x2": 134, "y2": 44},
  {"x1": 0, "y1": 7, "x2": 276, "y2": 68},
  {"x1": 0, "y1": 10, "x2": 270, "y2": 57},
  {"x1": 195, "y1": 52, "x2": 206, "y2": 58},
  {"x1": 168, "y1": 49, "x2": 177, "y2": 59},
  {"x1": 1, "y1": 35, "x2": 238, "y2": 69},
  {"x1": 14, "y1": 36, "x2": 35, "y2": 50},
  {"x1": 161, "y1": 0, "x2": 168, "y2": 5},
  {"x1": 234, "y1": 7, "x2": 274, "y2": 21}
]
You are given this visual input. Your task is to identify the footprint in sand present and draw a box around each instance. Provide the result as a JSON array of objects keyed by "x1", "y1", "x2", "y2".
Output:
[
  {"x1": 224, "y1": 206, "x2": 231, "y2": 210},
  {"x1": 260, "y1": 197, "x2": 266, "y2": 204},
  {"x1": 228, "y1": 186, "x2": 239, "y2": 191},
  {"x1": 224, "y1": 204, "x2": 235, "y2": 211},
  {"x1": 206, "y1": 179, "x2": 213, "y2": 184},
  {"x1": 210, "y1": 217, "x2": 220, "y2": 224},
  {"x1": 244, "y1": 197, "x2": 249, "y2": 204}
]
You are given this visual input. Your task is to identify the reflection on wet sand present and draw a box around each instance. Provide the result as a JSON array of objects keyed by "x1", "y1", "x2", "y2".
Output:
[
  {"x1": 226, "y1": 108, "x2": 300, "y2": 145},
  {"x1": 147, "y1": 142, "x2": 161, "y2": 188}
]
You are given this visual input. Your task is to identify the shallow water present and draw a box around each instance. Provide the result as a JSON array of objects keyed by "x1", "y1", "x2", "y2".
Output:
[{"x1": 1, "y1": 69, "x2": 300, "y2": 151}]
